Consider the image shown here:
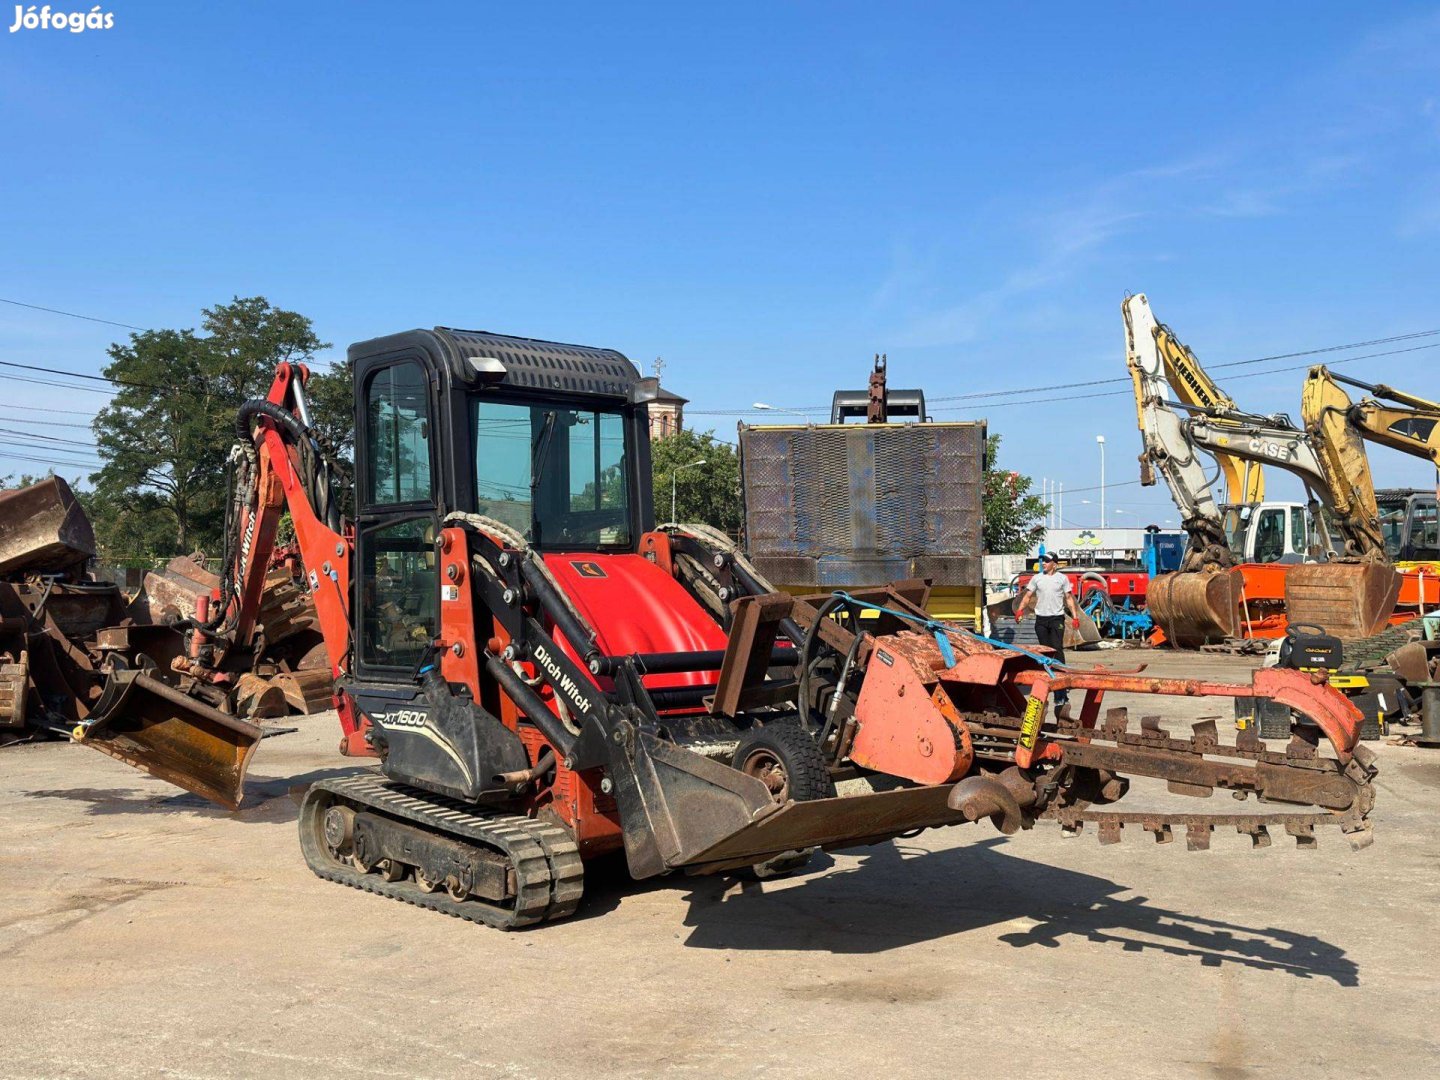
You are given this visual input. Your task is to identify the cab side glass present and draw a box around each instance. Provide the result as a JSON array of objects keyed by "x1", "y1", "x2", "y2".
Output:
[
  {"x1": 365, "y1": 363, "x2": 432, "y2": 504},
  {"x1": 360, "y1": 516, "x2": 437, "y2": 671}
]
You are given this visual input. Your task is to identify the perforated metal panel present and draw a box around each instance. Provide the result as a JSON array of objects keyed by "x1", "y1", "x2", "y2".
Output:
[{"x1": 740, "y1": 422, "x2": 985, "y2": 588}]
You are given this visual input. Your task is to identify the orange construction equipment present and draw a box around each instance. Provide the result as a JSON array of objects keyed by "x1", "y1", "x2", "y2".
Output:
[{"x1": 71, "y1": 326, "x2": 1377, "y2": 928}]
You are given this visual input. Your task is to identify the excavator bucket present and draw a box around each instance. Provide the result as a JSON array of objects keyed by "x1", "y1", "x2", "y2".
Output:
[
  {"x1": 1284, "y1": 562, "x2": 1401, "y2": 640},
  {"x1": 73, "y1": 670, "x2": 263, "y2": 810},
  {"x1": 1145, "y1": 568, "x2": 1243, "y2": 647}
]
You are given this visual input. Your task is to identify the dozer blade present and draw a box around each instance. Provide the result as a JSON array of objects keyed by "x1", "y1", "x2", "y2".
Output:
[
  {"x1": 1284, "y1": 562, "x2": 1400, "y2": 640},
  {"x1": 1145, "y1": 569, "x2": 1242, "y2": 647},
  {"x1": 73, "y1": 670, "x2": 262, "y2": 810}
]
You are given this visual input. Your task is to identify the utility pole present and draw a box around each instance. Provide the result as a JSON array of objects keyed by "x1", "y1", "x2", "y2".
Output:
[{"x1": 1096, "y1": 435, "x2": 1107, "y2": 527}]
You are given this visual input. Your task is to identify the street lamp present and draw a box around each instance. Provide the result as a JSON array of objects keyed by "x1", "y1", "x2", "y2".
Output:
[
  {"x1": 672, "y1": 458, "x2": 707, "y2": 522},
  {"x1": 1096, "y1": 435, "x2": 1106, "y2": 528}
]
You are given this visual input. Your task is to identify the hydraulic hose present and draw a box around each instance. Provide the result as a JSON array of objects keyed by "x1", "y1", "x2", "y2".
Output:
[{"x1": 484, "y1": 654, "x2": 579, "y2": 759}]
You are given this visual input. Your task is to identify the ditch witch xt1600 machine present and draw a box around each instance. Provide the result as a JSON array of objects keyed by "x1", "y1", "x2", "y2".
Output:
[{"x1": 75, "y1": 329, "x2": 1378, "y2": 928}]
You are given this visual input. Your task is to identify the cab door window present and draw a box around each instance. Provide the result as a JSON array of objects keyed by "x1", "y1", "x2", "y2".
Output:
[
  {"x1": 365, "y1": 363, "x2": 432, "y2": 505},
  {"x1": 1253, "y1": 508, "x2": 1285, "y2": 563},
  {"x1": 1289, "y1": 507, "x2": 1308, "y2": 557},
  {"x1": 359, "y1": 516, "x2": 437, "y2": 671}
]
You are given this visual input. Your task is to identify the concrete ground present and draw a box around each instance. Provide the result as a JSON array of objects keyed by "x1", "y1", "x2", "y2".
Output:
[{"x1": 1, "y1": 649, "x2": 1436, "y2": 1079}]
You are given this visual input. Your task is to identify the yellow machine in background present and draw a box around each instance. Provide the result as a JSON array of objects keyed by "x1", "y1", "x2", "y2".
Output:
[
  {"x1": 1304, "y1": 367, "x2": 1440, "y2": 601},
  {"x1": 1127, "y1": 293, "x2": 1400, "y2": 642}
]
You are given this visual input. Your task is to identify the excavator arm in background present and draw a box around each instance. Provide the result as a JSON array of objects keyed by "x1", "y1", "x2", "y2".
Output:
[
  {"x1": 1149, "y1": 305, "x2": 1267, "y2": 505},
  {"x1": 1124, "y1": 294, "x2": 1233, "y2": 571},
  {"x1": 1126, "y1": 294, "x2": 1399, "y2": 643},
  {"x1": 1307, "y1": 366, "x2": 1440, "y2": 470},
  {"x1": 1125, "y1": 294, "x2": 1244, "y2": 644}
]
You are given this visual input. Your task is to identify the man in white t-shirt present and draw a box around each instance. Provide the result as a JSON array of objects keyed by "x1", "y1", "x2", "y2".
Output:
[{"x1": 1016, "y1": 552, "x2": 1080, "y2": 704}]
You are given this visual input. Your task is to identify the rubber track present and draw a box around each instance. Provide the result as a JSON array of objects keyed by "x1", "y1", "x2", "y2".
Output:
[
  {"x1": 1343, "y1": 621, "x2": 1421, "y2": 669},
  {"x1": 300, "y1": 772, "x2": 583, "y2": 929}
]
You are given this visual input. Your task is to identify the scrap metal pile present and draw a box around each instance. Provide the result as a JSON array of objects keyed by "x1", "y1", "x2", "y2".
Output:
[{"x1": 0, "y1": 477, "x2": 331, "y2": 749}]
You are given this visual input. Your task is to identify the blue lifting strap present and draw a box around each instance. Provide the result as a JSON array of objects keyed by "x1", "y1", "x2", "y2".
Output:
[{"x1": 830, "y1": 591, "x2": 1071, "y2": 673}]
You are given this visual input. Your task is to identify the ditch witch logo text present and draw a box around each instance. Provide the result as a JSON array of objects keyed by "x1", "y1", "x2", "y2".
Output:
[{"x1": 10, "y1": 5, "x2": 114, "y2": 32}]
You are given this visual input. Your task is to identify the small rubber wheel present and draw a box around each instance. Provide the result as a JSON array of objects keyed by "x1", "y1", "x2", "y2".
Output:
[{"x1": 732, "y1": 724, "x2": 835, "y2": 879}]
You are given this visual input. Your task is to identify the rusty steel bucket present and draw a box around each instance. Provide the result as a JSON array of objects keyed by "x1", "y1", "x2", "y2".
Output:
[
  {"x1": 74, "y1": 670, "x2": 262, "y2": 809},
  {"x1": 0, "y1": 477, "x2": 96, "y2": 575},
  {"x1": 1284, "y1": 562, "x2": 1401, "y2": 641},
  {"x1": 1146, "y1": 568, "x2": 1243, "y2": 647}
]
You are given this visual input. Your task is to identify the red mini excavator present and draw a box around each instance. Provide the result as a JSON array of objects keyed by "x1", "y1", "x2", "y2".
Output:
[{"x1": 75, "y1": 328, "x2": 1378, "y2": 928}]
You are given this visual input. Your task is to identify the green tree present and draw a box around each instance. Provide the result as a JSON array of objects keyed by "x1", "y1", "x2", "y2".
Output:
[
  {"x1": 90, "y1": 297, "x2": 330, "y2": 560},
  {"x1": 303, "y1": 357, "x2": 355, "y2": 459},
  {"x1": 983, "y1": 434, "x2": 1048, "y2": 554},
  {"x1": 650, "y1": 428, "x2": 742, "y2": 532}
]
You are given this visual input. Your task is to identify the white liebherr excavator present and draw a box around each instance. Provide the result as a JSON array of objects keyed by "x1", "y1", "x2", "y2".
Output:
[{"x1": 1125, "y1": 294, "x2": 1400, "y2": 644}]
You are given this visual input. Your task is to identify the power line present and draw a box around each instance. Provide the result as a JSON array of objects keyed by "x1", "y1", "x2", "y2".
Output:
[
  {"x1": 0, "y1": 413, "x2": 96, "y2": 429},
  {"x1": 0, "y1": 296, "x2": 145, "y2": 331},
  {"x1": 923, "y1": 339, "x2": 1440, "y2": 416},
  {"x1": 0, "y1": 450, "x2": 102, "y2": 471},
  {"x1": 0, "y1": 404, "x2": 96, "y2": 416},
  {"x1": 688, "y1": 327, "x2": 1440, "y2": 415},
  {"x1": 0, "y1": 372, "x2": 116, "y2": 395},
  {"x1": 0, "y1": 359, "x2": 161, "y2": 390},
  {"x1": 0, "y1": 426, "x2": 101, "y2": 450}
]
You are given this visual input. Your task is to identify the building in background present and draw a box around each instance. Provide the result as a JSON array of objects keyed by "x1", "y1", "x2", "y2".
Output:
[
  {"x1": 648, "y1": 385, "x2": 687, "y2": 438},
  {"x1": 1031, "y1": 527, "x2": 1184, "y2": 570}
]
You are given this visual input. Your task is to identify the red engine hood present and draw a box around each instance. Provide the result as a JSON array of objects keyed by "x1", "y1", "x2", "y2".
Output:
[{"x1": 542, "y1": 553, "x2": 729, "y2": 689}]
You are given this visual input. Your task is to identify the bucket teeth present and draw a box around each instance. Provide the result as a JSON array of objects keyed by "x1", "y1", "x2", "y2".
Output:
[
  {"x1": 1097, "y1": 820, "x2": 1122, "y2": 845},
  {"x1": 1286, "y1": 820, "x2": 1318, "y2": 850},
  {"x1": 1144, "y1": 820, "x2": 1173, "y2": 844},
  {"x1": 1140, "y1": 715, "x2": 1169, "y2": 740},
  {"x1": 1238, "y1": 822, "x2": 1272, "y2": 849},
  {"x1": 1236, "y1": 725, "x2": 1262, "y2": 752},
  {"x1": 1061, "y1": 820, "x2": 1084, "y2": 838},
  {"x1": 1185, "y1": 822, "x2": 1212, "y2": 851},
  {"x1": 1190, "y1": 718, "x2": 1219, "y2": 752},
  {"x1": 1102, "y1": 707, "x2": 1129, "y2": 738}
]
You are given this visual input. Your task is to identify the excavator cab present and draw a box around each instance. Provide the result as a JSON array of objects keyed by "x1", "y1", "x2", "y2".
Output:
[{"x1": 1376, "y1": 489, "x2": 1440, "y2": 563}]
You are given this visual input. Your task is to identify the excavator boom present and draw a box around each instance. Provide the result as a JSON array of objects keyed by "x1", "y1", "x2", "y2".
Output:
[
  {"x1": 1125, "y1": 294, "x2": 1242, "y2": 645},
  {"x1": 1153, "y1": 320, "x2": 1266, "y2": 504}
]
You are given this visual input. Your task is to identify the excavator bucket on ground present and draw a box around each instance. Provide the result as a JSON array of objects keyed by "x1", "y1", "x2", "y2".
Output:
[
  {"x1": 1283, "y1": 562, "x2": 1400, "y2": 641},
  {"x1": 1144, "y1": 568, "x2": 1243, "y2": 647},
  {"x1": 75, "y1": 669, "x2": 262, "y2": 809}
]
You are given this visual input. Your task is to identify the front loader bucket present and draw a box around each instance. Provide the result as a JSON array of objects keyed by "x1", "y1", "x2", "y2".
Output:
[
  {"x1": 73, "y1": 670, "x2": 262, "y2": 810},
  {"x1": 1284, "y1": 562, "x2": 1400, "y2": 640},
  {"x1": 616, "y1": 733, "x2": 968, "y2": 878},
  {"x1": 1146, "y1": 569, "x2": 1242, "y2": 647}
]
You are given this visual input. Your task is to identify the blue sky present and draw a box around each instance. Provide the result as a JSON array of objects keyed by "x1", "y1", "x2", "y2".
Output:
[{"x1": 2, "y1": 1, "x2": 1439, "y2": 527}]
